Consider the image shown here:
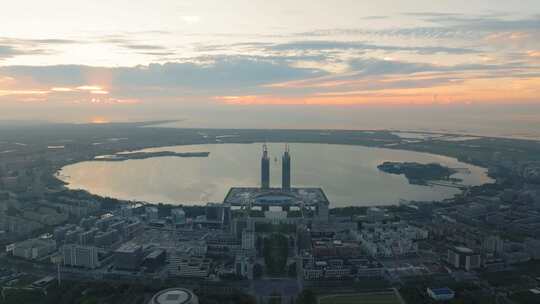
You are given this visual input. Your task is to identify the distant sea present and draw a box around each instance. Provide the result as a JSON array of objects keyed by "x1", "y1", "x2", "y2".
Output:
[{"x1": 150, "y1": 103, "x2": 540, "y2": 140}]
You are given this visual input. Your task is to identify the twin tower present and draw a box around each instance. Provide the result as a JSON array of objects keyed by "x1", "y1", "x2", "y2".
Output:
[{"x1": 261, "y1": 144, "x2": 291, "y2": 190}]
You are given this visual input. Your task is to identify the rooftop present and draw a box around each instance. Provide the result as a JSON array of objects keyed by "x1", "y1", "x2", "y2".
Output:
[
  {"x1": 428, "y1": 287, "x2": 455, "y2": 295},
  {"x1": 151, "y1": 288, "x2": 194, "y2": 304},
  {"x1": 145, "y1": 249, "x2": 165, "y2": 259},
  {"x1": 224, "y1": 187, "x2": 329, "y2": 207},
  {"x1": 115, "y1": 242, "x2": 141, "y2": 254},
  {"x1": 453, "y1": 246, "x2": 474, "y2": 254},
  {"x1": 15, "y1": 238, "x2": 55, "y2": 249}
]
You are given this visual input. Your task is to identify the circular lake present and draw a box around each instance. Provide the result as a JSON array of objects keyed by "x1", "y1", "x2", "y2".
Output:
[{"x1": 57, "y1": 143, "x2": 492, "y2": 207}]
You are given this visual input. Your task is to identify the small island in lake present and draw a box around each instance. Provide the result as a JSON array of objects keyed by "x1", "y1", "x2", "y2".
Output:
[
  {"x1": 377, "y1": 161, "x2": 459, "y2": 185},
  {"x1": 95, "y1": 151, "x2": 210, "y2": 161}
]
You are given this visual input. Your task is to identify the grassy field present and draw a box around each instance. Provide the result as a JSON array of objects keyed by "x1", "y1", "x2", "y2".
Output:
[{"x1": 319, "y1": 291, "x2": 402, "y2": 304}]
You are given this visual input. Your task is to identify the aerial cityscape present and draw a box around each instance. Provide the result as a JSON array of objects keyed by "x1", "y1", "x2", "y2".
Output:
[{"x1": 1, "y1": 1, "x2": 540, "y2": 304}]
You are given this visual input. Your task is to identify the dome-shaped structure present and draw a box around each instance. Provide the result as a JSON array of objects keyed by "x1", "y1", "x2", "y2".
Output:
[{"x1": 149, "y1": 288, "x2": 198, "y2": 304}]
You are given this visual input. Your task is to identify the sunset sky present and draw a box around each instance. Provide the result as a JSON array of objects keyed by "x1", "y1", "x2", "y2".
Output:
[{"x1": 1, "y1": 0, "x2": 539, "y2": 130}]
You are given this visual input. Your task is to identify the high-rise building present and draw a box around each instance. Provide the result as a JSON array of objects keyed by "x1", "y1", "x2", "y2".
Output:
[
  {"x1": 205, "y1": 203, "x2": 231, "y2": 227},
  {"x1": 120, "y1": 206, "x2": 133, "y2": 217},
  {"x1": 65, "y1": 227, "x2": 84, "y2": 244},
  {"x1": 145, "y1": 206, "x2": 159, "y2": 220},
  {"x1": 261, "y1": 144, "x2": 270, "y2": 189},
  {"x1": 242, "y1": 229, "x2": 255, "y2": 250},
  {"x1": 114, "y1": 242, "x2": 143, "y2": 270},
  {"x1": 79, "y1": 228, "x2": 98, "y2": 246},
  {"x1": 80, "y1": 216, "x2": 97, "y2": 230},
  {"x1": 206, "y1": 203, "x2": 223, "y2": 222},
  {"x1": 447, "y1": 246, "x2": 481, "y2": 271},
  {"x1": 483, "y1": 235, "x2": 504, "y2": 254},
  {"x1": 171, "y1": 208, "x2": 186, "y2": 225},
  {"x1": 62, "y1": 244, "x2": 100, "y2": 269},
  {"x1": 235, "y1": 255, "x2": 254, "y2": 279},
  {"x1": 317, "y1": 203, "x2": 329, "y2": 221},
  {"x1": 94, "y1": 229, "x2": 118, "y2": 248},
  {"x1": 53, "y1": 225, "x2": 74, "y2": 243},
  {"x1": 282, "y1": 144, "x2": 291, "y2": 190}
]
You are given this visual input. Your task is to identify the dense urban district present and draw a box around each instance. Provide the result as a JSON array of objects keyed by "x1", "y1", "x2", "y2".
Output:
[{"x1": 1, "y1": 122, "x2": 540, "y2": 304}]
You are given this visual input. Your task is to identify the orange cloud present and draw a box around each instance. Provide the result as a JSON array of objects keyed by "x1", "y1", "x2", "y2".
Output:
[
  {"x1": 217, "y1": 77, "x2": 540, "y2": 106},
  {"x1": 0, "y1": 76, "x2": 15, "y2": 84},
  {"x1": 50, "y1": 85, "x2": 110, "y2": 94},
  {"x1": 114, "y1": 98, "x2": 141, "y2": 104},
  {"x1": 90, "y1": 90, "x2": 109, "y2": 95},
  {"x1": 528, "y1": 51, "x2": 540, "y2": 58},
  {"x1": 51, "y1": 87, "x2": 75, "y2": 92},
  {"x1": 76, "y1": 85, "x2": 104, "y2": 91},
  {"x1": 0, "y1": 89, "x2": 49, "y2": 96},
  {"x1": 217, "y1": 94, "x2": 441, "y2": 106},
  {"x1": 485, "y1": 31, "x2": 530, "y2": 43},
  {"x1": 87, "y1": 97, "x2": 141, "y2": 105}
]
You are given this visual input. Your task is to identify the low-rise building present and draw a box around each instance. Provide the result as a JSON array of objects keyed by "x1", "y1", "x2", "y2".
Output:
[
  {"x1": 12, "y1": 238, "x2": 56, "y2": 260},
  {"x1": 303, "y1": 268, "x2": 324, "y2": 280},
  {"x1": 300, "y1": 254, "x2": 383, "y2": 281},
  {"x1": 311, "y1": 240, "x2": 362, "y2": 258},
  {"x1": 427, "y1": 288, "x2": 455, "y2": 301},
  {"x1": 206, "y1": 233, "x2": 241, "y2": 256},
  {"x1": 168, "y1": 255, "x2": 210, "y2": 278},
  {"x1": 356, "y1": 221, "x2": 427, "y2": 257}
]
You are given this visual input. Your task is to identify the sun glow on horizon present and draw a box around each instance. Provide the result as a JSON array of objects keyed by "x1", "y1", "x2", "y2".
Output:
[{"x1": 90, "y1": 117, "x2": 110, "y2": 124}]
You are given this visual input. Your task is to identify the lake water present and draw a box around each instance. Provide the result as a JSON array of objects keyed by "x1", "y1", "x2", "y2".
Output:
[{"x1": 57, "y1": 143, "x2": 492, "y2": 207}]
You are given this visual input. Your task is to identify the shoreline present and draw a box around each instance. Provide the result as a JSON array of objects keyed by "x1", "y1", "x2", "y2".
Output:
[{"x1": 52, "y1": 134, "x2": 496, "y2": 208}]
